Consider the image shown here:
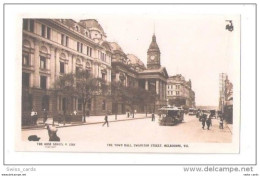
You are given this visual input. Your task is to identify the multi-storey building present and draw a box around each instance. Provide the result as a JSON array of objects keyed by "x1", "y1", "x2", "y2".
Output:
[
  {"x1": 22, "y1": 18, "x2": 168, "y2": 122},
  {"x1": 166, "y1": 74, "x2": 195, "y2": 108},
  {"x1": 219, "y1": 73, "x2": 228, "y2": 112},
  {"x1": 223, "y1": 75, "x2": 233, "y2": 123},
  {"x1": 109, "y1": 34, "x2": 168, "y2": 114},
  {"x1": 22, "y1": 19, "x2": 112, "y2": 119}
]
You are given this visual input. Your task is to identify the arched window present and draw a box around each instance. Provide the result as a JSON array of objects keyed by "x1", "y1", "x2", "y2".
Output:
[
  {"x1": 85, "y1": 61, "x2": 91, "y2": 70},
  {"x1": 76, "y1": 58, "x2": 82, "y2": 73},
  {"x1": 75, "y1": 25, "x2": 79, "y2": 31}
]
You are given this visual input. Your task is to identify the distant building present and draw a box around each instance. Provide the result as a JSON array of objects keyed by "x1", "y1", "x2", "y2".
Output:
[
  {"x1": 218, "y1": 73, "x2": 233, "y2": 123},
  {"x1": 166, "y1": 74, "x2": 195, "y2": 108},
  {"x1": 219, "y1": 73, "x2": 228, "y2": 112},
  {"x1": 224, "y1": 76, "x2": 233, "y2": 123}
]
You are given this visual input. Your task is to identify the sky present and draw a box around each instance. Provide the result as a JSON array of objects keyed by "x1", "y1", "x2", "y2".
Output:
[{"x1": 75, "y1": 10, "x2": 240, "y2": 106}]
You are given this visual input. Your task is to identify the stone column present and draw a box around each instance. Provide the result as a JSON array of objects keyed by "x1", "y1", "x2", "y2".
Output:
[
  {"x1": 55, "y1": 49, "x2": 60, "y2": 80},
  {"x1": 145, "y1": 80, "x2": 148, "y2": 90},
  {"x1": 67, "y1": 53, "x2": 72, "y2": 73},
  {"x1": 156, "y1": 80, "x2": 159, "y2": 95},
  {"x1": 33, "y1": 41, "x2": 40, "y2": 88},
  {"x1": 116, "y1": 72, "x2": 120, "y2": 82},
  {"x1": 125, "y1": 75, "x2": 128, "y2": 87},
  {"x1": 50, "y1": 46, "x2": 55, "y2": 89},
  {"x1": 72, "y1": 55, "x2": 76, "y2": 74},
  {"x1": 29, "y1": 49, "x2": 35, "y2": 87},
  {"x1": 164, "y1": 82, "x2": 166, "y2": 100}
]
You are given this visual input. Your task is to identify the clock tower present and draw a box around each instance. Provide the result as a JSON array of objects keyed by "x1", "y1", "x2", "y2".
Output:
[{"x1": 147, "y1": 34, "x2": 161, "y2": 69}]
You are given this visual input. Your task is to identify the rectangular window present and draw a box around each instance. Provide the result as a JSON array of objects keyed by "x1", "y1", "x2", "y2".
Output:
[
  {"x1": 89, "y1": 48, "x2": 92, "y2": 57},
  {"x1": 23, "y1": 19, "x2": 28, "y2": 30},
  {"x1": 66, "y1": 36, "x2": 69, "y2": 46},
  {"x1": 47, "y1": 27, "x2": 51, "y2": 39},
  {"x1": 78, "y1": 98, "x2": 83, "y2": 111},
  {"x1": 41, "y1": 24, "x2": 46, "y2": 37},
  {"x1": 87, "y1": 46, "x2": 89, "y2": 56},
  {"x1": 80, "y1": 43, "x2": 83, "y2": 53},
  {"x1": 40, "y1": 56, "x2": 46, "y2": 69},
  {"x1": 77, "y1": 42, "x2": 80, "y2": 52},
  {"x1": 60, "y1": 62, "x2": 65, "y2": 74},
  {"x1": 40, "y1": 76, "x2": 47, "y2": 89},
  {"x1": 22, "y1": 72, "x2": 30, "y2": 87},
  {"x1": 23, "y1": 19, "x2": 34, "y2": 32},
  {"x1": 22, "y1": 53, "x2": 30, "y2": 66},
  {"x1": 29, "y1": 20, "x2": 34, "y2": 32},
  {"x1": 61, "y1": 34, "x2": 64, "y2": 45}
]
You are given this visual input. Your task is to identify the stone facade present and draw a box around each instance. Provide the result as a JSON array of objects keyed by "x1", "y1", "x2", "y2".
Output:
[
  {"x1": 166, "y1": 74, "x2": 196, "y2": 108},
  {"x1": 22, "y1": 19, "x2": 168, "y2": 121},
  {"x1": 109, "y1": 34, "x2": 168, "y2": 114},
  {"x1": 22, "y1": 19, "x2": 112, "y2": 119}
]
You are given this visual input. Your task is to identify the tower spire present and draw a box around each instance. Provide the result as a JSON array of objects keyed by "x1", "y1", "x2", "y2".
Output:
[{"x1": 153, "y1": 21, "x2": 155, "y2": 35}]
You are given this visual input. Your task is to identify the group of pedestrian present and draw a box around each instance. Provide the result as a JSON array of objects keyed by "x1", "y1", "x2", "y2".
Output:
[
  {"x1": 30, "y1": 108, "x2": 49, "y2": 126},
  {"x1": 198, "y1": 110, "x2": 224, "y2": 130},
  {"x1": 199, "y1": 112, "x2": 212, "y2": 130},
  {"x1": 126, "y1": 110, "x2": 137, "y2": 118}
]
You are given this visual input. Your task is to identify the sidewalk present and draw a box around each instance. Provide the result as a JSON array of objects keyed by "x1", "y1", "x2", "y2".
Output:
[
  {"x1": 225, "y1": 122, "x2": 233, "y2": 134},
  {"x1": 22, "y1": 113, "x2": 153, "y2": 130}
]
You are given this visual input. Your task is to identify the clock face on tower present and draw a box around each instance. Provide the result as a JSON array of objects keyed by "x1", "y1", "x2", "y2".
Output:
[{"x1": 150, "y1": 55, "x2": 155, "y2": 60}]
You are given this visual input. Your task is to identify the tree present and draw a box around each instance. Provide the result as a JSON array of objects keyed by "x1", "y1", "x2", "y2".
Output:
[
  {"x1": 110, "y1": 81, "x2": 125, "y2": 120},
  {"x1": 141, "y1": 89, "x2": 157, "y2": 116},
  {"x1": 55, "y1": 73, "x2": 75, "y2": 123},
  {"x1": 55, "y1": 70, "x2": 108, "y2": 122}
]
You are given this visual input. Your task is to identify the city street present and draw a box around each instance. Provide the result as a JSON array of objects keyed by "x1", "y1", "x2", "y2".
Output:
[{"x1": 22, "y1": 114, "x2": 232, "y2": 143}]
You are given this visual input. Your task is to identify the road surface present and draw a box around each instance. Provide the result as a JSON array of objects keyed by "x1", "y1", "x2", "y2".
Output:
[{"x1": 22, "y1": 114, "x2": 232, "y2": 143}]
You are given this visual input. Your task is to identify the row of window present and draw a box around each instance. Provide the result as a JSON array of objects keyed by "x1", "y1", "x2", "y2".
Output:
[
  {"x1": 23, "y1": 52, "x2": 93, "y2": 74},
  {"x1": 98, "y1": 50, "x2": 107, "y2": 62},
  {"x1": 23, "y1": 19, "x2": 94, "y2": 58},
  {"x1": 167, "y1": 91, "x2": 180, "y2": 96},
  {"x1": 22, "y1": 72, "x2": 47, "y2": 89},
  {"x1": 23, "y1": 65, "x2": 107, "y2": 89},
  {"x1": 167, "y1": 84, "x2": 181, "y2": 89}
]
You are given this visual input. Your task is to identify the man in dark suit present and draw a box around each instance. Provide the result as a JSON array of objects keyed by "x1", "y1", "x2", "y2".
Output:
[{"x1": 102, "y1": 113, "x2": 109, "y2": 127}]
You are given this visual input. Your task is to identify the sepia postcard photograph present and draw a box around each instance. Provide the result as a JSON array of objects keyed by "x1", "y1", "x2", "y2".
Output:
[{"x1": 12, "y1": 5, "x2": 241, "y2": 154}]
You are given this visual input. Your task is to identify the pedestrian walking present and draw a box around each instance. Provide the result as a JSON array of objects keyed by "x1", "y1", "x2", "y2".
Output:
[
  {"x1": 151, "y1": 113, "x2": 155, "y2": 121},
  {"x1": 206, "y1": 115, "x2": 212, "y2": 130},
  {"x1": 102, "y1": 113, "x2": 109, "y2": 127},
  {"x1": 219, "y1": 117, "x2": 224, "y2": 129},
  {"x1": 31, "y1": 108, "x2": 38, "y2": 125},
  {"x1": 201, "y1": 114, "x2": 206, "y2": 130}
]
